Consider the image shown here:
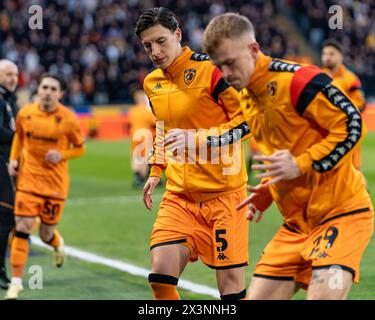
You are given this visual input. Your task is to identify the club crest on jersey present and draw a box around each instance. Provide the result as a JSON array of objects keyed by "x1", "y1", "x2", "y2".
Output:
[
  {"x1": 55, "y1": 116, "x2": 62, "y2": 124},
  {"x1": 184, "y1": 69, "x2": 196, "y2": 85},
  {"x1": 267, "y1": 81, "x2": 277, "y2": 101}
]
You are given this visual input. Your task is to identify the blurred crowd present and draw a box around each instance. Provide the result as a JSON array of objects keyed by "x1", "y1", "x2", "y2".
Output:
[
  {"x1": 289, "y1": 0, "x2": 375, "y2": 96},
  {"x1": 0, "y1": 0, "x2": 373, "y2": 107},
  {"x1": 0, "y1": 0, "x2": 296, "y2": 106}
]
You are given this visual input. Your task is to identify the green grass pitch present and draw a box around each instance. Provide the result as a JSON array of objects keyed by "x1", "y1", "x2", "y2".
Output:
[{"x1": 2, "y1": 133, "x2": 374, "y2": 300}]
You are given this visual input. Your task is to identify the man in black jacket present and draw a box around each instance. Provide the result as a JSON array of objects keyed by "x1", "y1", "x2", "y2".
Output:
[{"x1": 0, "y1": 59, "x2": 19, "y2": 289}]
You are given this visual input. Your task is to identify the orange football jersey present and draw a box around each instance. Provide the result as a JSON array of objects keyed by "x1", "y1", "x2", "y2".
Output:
[
  {"x1": 14, "y1": 102, "x2": 84, "y2": 199},
  {"x1": 128, "y1": 104, "x2": 156, "y2": 154}
]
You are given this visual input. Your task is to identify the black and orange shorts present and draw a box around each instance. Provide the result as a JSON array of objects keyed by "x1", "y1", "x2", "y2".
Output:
[
  {"x1": 253, "y1": 207, "x2": 374, "y2": 286},
  {"x1": 14, "y1": 190, "x2": 65, "y2": 225},
  {"x1": 150, "y1": 189, "x2": 249, "y2": 269}
]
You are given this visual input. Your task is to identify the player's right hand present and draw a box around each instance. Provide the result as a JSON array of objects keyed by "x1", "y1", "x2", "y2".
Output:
[
  {"x1": 236, "y1": 183, "x2": 273, "y2": 223},
  {"x1": 143, "y1": 176, "x2": 161, "y2": 211},
  {"x1": 8, "y1": 159, "x2": 19, "y2": 177},
  {"x1": 45, "y1": 149, "x2": 62, "y2": 164}
]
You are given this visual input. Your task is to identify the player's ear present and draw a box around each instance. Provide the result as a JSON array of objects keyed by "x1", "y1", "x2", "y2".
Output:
[
  {"x1": 175, "y1": 28, "x2": 182, "y2": 43},
  {"x1": 58, "y1": 90, "x2": 65, "y2": 100},
  {"x1": 249, "y1": 41, "x2": 260, "y2": 59}
]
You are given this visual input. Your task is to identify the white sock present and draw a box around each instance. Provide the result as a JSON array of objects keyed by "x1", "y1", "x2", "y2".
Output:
[
  {"x1": 58, "y1": 237, "x2": 64, "y2": 248},
  {"x1": 11, "y1": 277, "x2": 22, "y2": 285}
]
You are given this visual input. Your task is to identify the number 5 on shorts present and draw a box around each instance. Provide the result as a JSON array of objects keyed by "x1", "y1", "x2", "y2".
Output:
[
  {"x1": 215, "y1": 229, "x2": 229, "y2": 261},
  {"x1": 215, "y1": 229, "x2": 228, "y2": 252}
]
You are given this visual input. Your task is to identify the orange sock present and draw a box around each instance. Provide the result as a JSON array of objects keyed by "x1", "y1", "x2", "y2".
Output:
[
  {"x1": 10, "y1": 231, "x2": 30, "y2": 278},
  {"x1": 148, "y1": 273, "x2": 180, "y2": 300},
  {"x1": 45, "y1": 230, "x2": 61, "y2": 249}
]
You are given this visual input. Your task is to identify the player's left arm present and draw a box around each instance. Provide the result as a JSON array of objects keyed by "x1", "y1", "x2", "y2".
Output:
[
  {"x1": 254, "y1": 67, "x2": 366, "y2": 185},
  {"x1": 60, "y1": 145, "x2": 85, "y2": 160},
  {"x1": 165, "y1": 67, "x2": 251, "y2": 151},
  {"x1": 194, "y1": 67, "x2": 251, "y2": 148},
  {"x1": 293, "y1": 67, "x2": 366, "y2": 175},
  {"x1": 45, "y1": 114, "x2": 85, "y2": 164},
  {"x1": 62, "y1": 114, "x2": 86, "y2": 160}
]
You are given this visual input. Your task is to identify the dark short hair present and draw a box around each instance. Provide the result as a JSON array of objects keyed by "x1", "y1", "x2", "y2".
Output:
[
  {"x1": 322, "y1": 39, "x2": 344, "y2": 54},
  {"x1": 135, "y1": 7, "x2": 179, "y2": 37},
  {"x1": 38, "y1": 73, "x2": 67, "y2": 91}
]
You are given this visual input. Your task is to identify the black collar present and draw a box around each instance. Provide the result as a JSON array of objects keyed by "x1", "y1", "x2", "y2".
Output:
[
  {"x1": 0, "y1": 85, "x2": 11, "y2": 100},
  {"x1": 0, "y1": 85, "x2": 17, "y2": 105}
]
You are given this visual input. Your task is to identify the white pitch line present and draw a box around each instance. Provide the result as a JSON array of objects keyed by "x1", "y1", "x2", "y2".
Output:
[
  {"x1": 66, "y1": 195, "x2": 142, "y2": 206},
  {"x1": 66, "y1": 194, "x2": 163, "y2": 206},
  {"x1": 31, "y1": 236, "x2": 220, "y2": 299}
]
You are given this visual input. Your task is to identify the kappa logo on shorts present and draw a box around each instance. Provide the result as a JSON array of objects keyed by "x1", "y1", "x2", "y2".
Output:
[{"x1": 217, "y1": 252, "x2": 229, "y2": 261}]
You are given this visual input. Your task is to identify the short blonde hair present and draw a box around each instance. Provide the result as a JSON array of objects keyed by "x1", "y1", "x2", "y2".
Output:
[{"x1": 203, "y1": 13, "x2": 255, "y2": 56}]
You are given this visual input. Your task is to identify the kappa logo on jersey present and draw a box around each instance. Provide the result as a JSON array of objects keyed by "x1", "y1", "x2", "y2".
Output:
[
  {"x1": 190, "y1": 53, "x2": 209, "y2": 61},
  {"x1": 313, "y1": 85, "x2": 362, "y2": 172},
  {"x1": 184, "y1": 68, "x2": 196, "y2": 85},
  {"x1": 269, "y1": 59, "x2": 301, "y2": 72},
  {"x1": 153, "y1": 82, "x2": 162, "y2": 90}
]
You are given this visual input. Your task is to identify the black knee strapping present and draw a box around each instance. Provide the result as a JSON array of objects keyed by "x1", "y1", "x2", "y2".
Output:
[
  {"x1": 220, "y1": 289, "x2": 246, "y2": 300},
  {"x1": 14, "y1": 231, "x2": 30, "y2": 239},
  {"x1": 148, "y1": 273, "x2": 179, "y2": 285}
]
